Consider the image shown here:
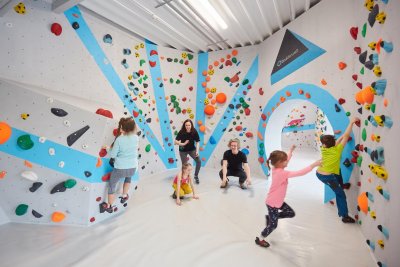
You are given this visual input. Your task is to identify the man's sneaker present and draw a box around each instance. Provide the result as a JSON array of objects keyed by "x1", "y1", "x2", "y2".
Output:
[
  {"x1": 342, "y1": 216, "x2": 356, "y2": 223},
  {"x1": 265, "y1": 215, "x2": 270, "y2": 227},
  {"x1": 239, "y1": 183, "x2": 246, "y2": 189},
  {"x1": 172, "y1": 192, "x2": 184, "y2": 199},
  {"x1": 255, "y1": 237, "x2": 270, "y2": 248},
  {"x1": 100, "y1": 202, "x2": 113, "y2": 214},
  {"x1": 120, "y1": 194, "x2": 129, "y2": 204},
  {"x1": 194, "y1": 176, "x2": 200, "y2": 184}
]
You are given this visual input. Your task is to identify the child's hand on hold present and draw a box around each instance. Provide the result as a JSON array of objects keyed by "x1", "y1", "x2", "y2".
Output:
[{"x1": 352, "y1": 117, "x2": 360, "y2": 124}]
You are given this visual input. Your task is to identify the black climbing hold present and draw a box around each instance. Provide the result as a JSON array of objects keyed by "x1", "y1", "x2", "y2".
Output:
[
  {"x1": 29, "y1": 182, "x2": 43, "y2": 192},
  {"x1": 146, "y1": 118, "x2": 151, "y2": 123},
  {"x1": 84, "y1": 171, "x2": 92, "y2": 177},
  {"x1": 343, "y1": 158, "x2": 351, "y2": 168},
  {"x1": 135, "y1": 186, "x2": 138, "y2": 190},
  {"x1": 67, "y1": 125, "x2": 90, "y2": 146},
  {"x1": 32, "y1": 209, "x2": 43, "y2": 218},
  {"x1": 51, "y1": 108, "x2": 68, "y2": 117},
  {"x1": 72, "y1": 22, "x2": 79, "y2": 30},
  {"x1": 335, "y1": 104, "x2": 341, "y2": 112},
  {"x1": 359, "y1": 51, "x2": 367, "y2": 64},
  {"x1": 357, "y1": 107, "x2": 363, "y2": 114},
  {"x1": 50, "y1": 181, "x2": 67, "y2": 194}
]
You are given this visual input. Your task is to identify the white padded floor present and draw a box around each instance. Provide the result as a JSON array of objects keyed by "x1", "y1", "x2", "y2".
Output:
[{"x1": 0, "y1": 151, "x2": 375, "y2": 267}]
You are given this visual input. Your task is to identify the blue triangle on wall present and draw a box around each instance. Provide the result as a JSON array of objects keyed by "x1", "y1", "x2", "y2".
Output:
[{"x1": 270, "y1": 30, "x2": 326, "y2": 85}]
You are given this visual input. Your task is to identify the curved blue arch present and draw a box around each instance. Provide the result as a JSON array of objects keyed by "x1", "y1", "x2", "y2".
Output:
[{"x1": 257, "y1": 83, "x2": 355, "y2": 202}]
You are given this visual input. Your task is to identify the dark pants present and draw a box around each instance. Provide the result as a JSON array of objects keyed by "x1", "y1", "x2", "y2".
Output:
[
  {"x1": 261, "y1": 202, "x2": 295, "y2": 237},
  {"x1": 219, "y1": 169, "x2": 247, "y2": 184},
  {"x1": 316, "y1": 172, "x2": 349, "y2": 217},
  {"x1": 179, "y1": 150, "x2": 201, "y2": 177}
]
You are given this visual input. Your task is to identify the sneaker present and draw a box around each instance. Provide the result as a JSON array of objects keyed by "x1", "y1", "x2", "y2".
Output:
[
  {"x1": 194, "y1": 176, "x2": 199, "y2": 184},
  {"x1": 171, "y1": 192, "x2": 184, "y2": 199},
  {"x1": 265, "y1": 215, "x2": 269, "y2": 227},
  {"x1": 255, "y1": 237, "x2": 270, "y2": 248},
  {"x1": 342, "y1": 216, "x2": 356, "y2": 223},
  {"x1": 220, "y1": 180, "x2": 228, "y2": 188},
  {"x1": 342, "y1": 183, "x2": 351, "y2": 190},
  {"x1": 239, "y1": 183, "x2": 246, "y2": 190},
  {"x1": 120, "y1": 194, "x2": 129, "y2": 204},
  {"x1": 100, "y1": 202, "x2": 113, "y2": 214}
]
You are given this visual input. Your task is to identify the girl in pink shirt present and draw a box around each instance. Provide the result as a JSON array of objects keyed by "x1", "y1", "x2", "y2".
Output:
[
  {"x1": 255, "y1": 146, "x2": 321, "y2": 248},
  {"x1": 172, "y1": 163, "x2": 199, "y2": 206}
]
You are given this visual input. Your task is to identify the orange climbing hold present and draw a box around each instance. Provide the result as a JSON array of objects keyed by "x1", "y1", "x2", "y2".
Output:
[
  {"x1": 51, "y1": 212, "x2": 66, "y2": 223},
  {"x1": 357, "y1": 193, "x2": 368, "y2": 215},
  {"x1": 355, "y1": 86, "x2": 374, "y2": 104},
  {"x1": 96, "y1": 157, "x2": 102, "y2": 168},
  {"x1": 216, "y1": 93, "x2": 227, "y2": 104},
  {"x1": 197, "y1": 120, "x2": 203, "y2": 126},
  {"x1": 338, "y1": 62, "x2": 347, "y2": 70},
  {"x1": 383, "y1": 98, "x2": 388, "y2": 107},
  {"x1": 204, "y1": 105, "x2": 215, "y2": 116},
  {"x1": 257, "y1": 131, "x2": 263, "y2": 140},
  {"x1": 286, "y1": 91, "x2": 292, "y2": 97},
  {"x1": 232, "y1": 49, "x2": 238, "y2": 56},
  {"x1": 202, "y1": 70, "x2": 207, "y2": 76},
  {"x1": 321, "y1": 79, "x2": 327, "y2": 85},
  {"x1": 24, "y1": 160, "x2": 33, "y2": 168},
  {"x1": 199, "y1": 125, "x2": 206, "y2": 133},
  {"x1": 0, "y1": 122, "x2": 12, "y2": 144},
  {"x1": 305, "y1": 93, "x2": 311, "y2": 99},
  {"x1": 298, "y1": 89, "x2": 304, "y2": 95}
]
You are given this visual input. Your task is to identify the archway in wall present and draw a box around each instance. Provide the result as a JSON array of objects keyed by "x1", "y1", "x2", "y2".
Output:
[{"x1": 257, "y1": 83, "x2": 355, "y2": 202}]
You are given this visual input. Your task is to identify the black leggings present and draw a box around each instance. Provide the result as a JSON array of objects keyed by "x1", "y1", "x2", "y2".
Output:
[{"x1": 261, "y1": 202, "x2": 295, "y2": 237}]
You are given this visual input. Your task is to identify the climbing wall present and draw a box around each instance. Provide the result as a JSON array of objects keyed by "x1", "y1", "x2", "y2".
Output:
[
  {"x1": 351, "y1": 1, "x2": 400, "y2": 266},
  {"x1": 0, "y1": 80, "x2": 138, "y2": 225},
  {"x1": 281, "y1": 102, "x2": 318, "y2": 151}
]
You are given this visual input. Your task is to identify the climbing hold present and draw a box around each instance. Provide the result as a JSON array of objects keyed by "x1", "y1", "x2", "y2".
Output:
[
  {"x1": 371, "y1": 79, "x2": 387, "y2": 95},
  {"x1": 0, "y1": 122, "x2": 12, "y2": 144},
  {"x1": 380, "y1": 41, "x2": 393, "y2": 53},
  {"x1": 32, "y1": 209, "x2": 43, "y2": 218},
  {"x1": 365, "y1": 146, "x2": 384, "y2": 165},
  {"x1": 72, "y1": 21, "x2": 79, "y2": 30},
  {"x1": 64, "y1": 179, "x2": 77, "y2": 189},
  {"x1": 335, "y1": 104, "x2": 341, "y2": 112},
  {"x1": 51, "y1": 108, "x2": 68, "y2": 117},
  {"x1": 51, "y1": 212, "x2": 66, "y2": 223},
  {"x1": 366, "y1": 192, "x2": 374, "y2": 202},
  {"x1": 50, "y1": 23, "x2": 62, "y2": 36},
  {"x1": 355, "y1": 86, "x2": 374, "y2": 104},
  {"x1": 145, "y1": 144, "x2": 151, "y2": 152},
  {"x1": 95, "y1": 108, "x2": 113, "y2": 119},
  {"x1": 103, "y1": 34, "x2": 112, "y2": 44},
  {"x1": 362, "y1": 128, "x2": 367, "y2": 141},
  {"x1": 17, "y1": 134, "x2": 34, "y2": 150},
  {"x1": 368, "y1": 5, "x2": 379, "y2": 27},
  {"x1": 338, "y1": 62, "x2": 347, "y2": 70},
  {"x1": 204, "y1": 105, "x2": 215, "y2": 116},
  {"x1": 21, "y1": 170, "x2": 38, "y2": 181},
  {"x1": 358, "y1": 193, "x2": 368, "y2": 214},
  {"x1": 241, "y1": 148, "x2": 249, "y2": 155},
  {"x1": 354, "y1": 47, "x2": 361, "y2": 54},
  {"x1": 245, "y1": 132, "x2": 253, "y2": 138},
  {"x1": 29, "y1": 182, "x2": 43, "y2": 192},
  {"x1": 149, "y1": 61, "x2": 156, "y2": 67},
  {"x1": 343, "y1": 158, "x2": 351, "y2": 168},
  {"x1": 67, "y1": 125, "x2": 90, "y2": 146},
  {"x1": 377, "y1": 225, "x2": 389, "y2": 239},
  {"x1": 50, "y1": 181, "x2": 67, "y2": 194},
  {"x1": 373, "y1": 66, "x2": 382, "y2": 77},
  {"x1": 199, "y1": 125, "x2": 206, "y2": 133},
  {"x1": 349, "y1": 27, "x2": 358, "y2": 40},
  {"x1": 369, "y1": 164, "x2": 388, "y2": 180},
  {"x1": 366, "y1": 240, "x2": 375, "y2": 251},
  {"x1": 320, "y1": 79, "x2": 327, "y2": 85},
  {"x1": 84, "y1": 171, "x2": 92, "y2": 178},
  {"x1": 168, "y1": 158, "x2": 174, "y2": 164},
  {"x1": 216, "y1": 93, "x2": 227, "y2": 104},
  {"x1": 15, "y1": 204, "x2": 28, "y2": 216},
  {"x1": 209, "y1": 136, "x2": 216, "y2": 145}
]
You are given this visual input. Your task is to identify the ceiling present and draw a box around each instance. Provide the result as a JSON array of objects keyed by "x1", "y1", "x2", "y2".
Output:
[{"x1": 2, "y1": 0, "x2": 323, "y2": 52}]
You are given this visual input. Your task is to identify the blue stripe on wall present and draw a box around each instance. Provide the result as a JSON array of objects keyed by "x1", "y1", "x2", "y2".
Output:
[
  {"x1": 0, "y1": 127, "x2": 140, "y2": 183},
  {"x1": 199, "y1": 56, "x2": 259, "y2": 165},
  {"x1": 282, "y1": 123, "x2": 315, "y2": 133},
  {"x1": 64, "y1": 6, "x2": 173, "y2": 168},
  {"x1": 145, "y1": 41, "x2": 176, "y2": 168},
  {"x1": 195, "y1": 52, "x2": 209, "y2": 163}
]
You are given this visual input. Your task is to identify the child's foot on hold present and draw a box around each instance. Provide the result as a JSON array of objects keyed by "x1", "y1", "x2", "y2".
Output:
[
  {"x1": 255, "y1": 237, "x2": 270, "y2": 248},
  {"x1": 342, "y1": 215, "x2": 356, "y2": 223},
  {"x1": 120, "y1": 194, "x2": 129, "y2": 204},
  {"x1": 194, "y1": 176, "x2": 200, "y2": 184},
  {"x1": 342, "y1": 183, "x2": 351, "y2": 190},
  {"x1": 100, "y1": 202, "x2": 114, "y2": 214},
  {"x1": 171, "y1": 192, "x2": 184, "y2": 199}
]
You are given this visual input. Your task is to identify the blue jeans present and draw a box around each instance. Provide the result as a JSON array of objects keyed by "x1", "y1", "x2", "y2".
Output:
[{"x1": 316, "y1": 172, "x2": 348, "y2": 217}]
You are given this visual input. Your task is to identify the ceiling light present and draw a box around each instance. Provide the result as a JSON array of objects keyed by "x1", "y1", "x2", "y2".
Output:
[{"x1": 187, "y1": 0, "x2": 228, "y2": 30}]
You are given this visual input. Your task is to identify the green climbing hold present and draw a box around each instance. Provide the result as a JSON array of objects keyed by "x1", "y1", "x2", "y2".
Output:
[
  {"x1": 259, "y1": 143, "x2": 264, "y2": 148},
  {"x1": 170, "y1": 95, "x2": 177, "y2": 102},
  {"x1": 143, "y1": 99, "x2": 148, "y2": 103},
  {"x1": 224, "y1": 77, "x2": 230, "y2": 82},
  {"x1": 173, "y1": 101, "x2": 179, "y2": 108},
  {"x1": 17, "y1": 134, "x2": 34, "y2": 150},
  {"x1": 242, "y1": 79, "x2": 249, "y2": 85},
  {"x1": 242, "y1": 102, "x2": 249, "y2": 109},
  {"x1": 187, "y1": 54, "x2": 193, "y2": 60},
  {"x1": 143, "y1": 75, "x2": 148, "y2": 81},
  {"x1": 145, "y1": 144, "x2": 151, "y2": 152},
  {"x1": 365, "y1": 119, "x2": 368, "y2": 126},
  {"x1": 259, "y1": 149, "x2": 264, "y2": 156},
  {"x1": 362, "y1": 128, "x2": 367, "y2": 141},
  {"x1": 169, "y1": 78, "x2": 174, "y2": 84},
  {"x1": 138, "y1": 78, "x2": 143, "y2": 84},
  {"x1": 176, "y1": 79, "x2": 181, "y2": 84},
  {"x1": 174, "y1": 58, "x2": 178, "y2": 63},
  {"x1": 346, "y1": 112, "x2": 351, "y2": 116},
  {"x1": 179, "y1": 59, "x2": 184, "y2": 64},
  {"x1": 360, "y1": 67, "x2": 365, "y2": 75},
  {"x1": 15, "y1": 204, "x2": 28, "y2": 216},
  {"x1": 139, "y1": 59, "x2": 146, "y2": 66},
  {"x1": 362, "y1": 23, "x2": 367, "y2": 38},
  {"x1": 239, "y1": 110, "x2": 243, "y2": 114},
  {"x1": 64, "y1": 179, "x2": 77, "y2": 189},
  {"x1": 370, "y1": 104, "x2": 376, "y2": 113},
  {"x1": 357, "y1": 156, "x2": 363, "y2": 167},
  {"x1": 232, "y1": 57, "x2": 237, "y2": 64},
  {"x1": 236, "y1": 115, "x2": 240, "y2": 120},
  {"x1": 176, "y1": 107, "x2": 181, "y2": 114},
  {"x1": 239, "y1": 97, "x2": 244, "y2": 103}
]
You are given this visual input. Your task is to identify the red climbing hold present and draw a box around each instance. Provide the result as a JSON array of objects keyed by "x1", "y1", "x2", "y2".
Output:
[
  {"x1": 168, "y1": 158, "x2": 174, "y2": 164},
  {"x1": 132, "y1": 110, "x2": 139, "y2": 118},
  {"x1": 258, "y1": 157, "x2": 264, "y2": 163},
  {"x1": 235, "y1": 125, "x2": 243, "y2": 131},
  {"x1": 149, "y1": 61, "x2": 156, "y2": 67},
  {"x1": 245, "y1": 132, "x2": 253, "y2": 138},
  {"x1": 261, "y1": 114, "x2": 267, "y2": 121},
  {"x1": 99, "y1": 148, "x2": 107, "y2": 157},
  {"x1": 102, "y1": 172, "x2": 111, "y2": 182},
  {"x1": 96, "y1": 108, "x2": 113, "y2": 118},
  {"x1": 150, "y1": 50, "x2": 158, "y2": 56},
  {"x1": 244, "y1": 108, "x2": 251, "y2": 116},
  {"x1": 349, "y1": 27, "x2": 358, "y2": 40},
  {"x1": 338, "y1": 98, "x2": 346, "y2": 105},
  {"x1": 51, "y1": 23, "x2": 62, "y2": 36}
]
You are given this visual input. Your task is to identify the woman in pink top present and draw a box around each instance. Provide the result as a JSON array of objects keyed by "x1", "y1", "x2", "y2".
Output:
[
  {"x1": 172, "y1": 163, "x2": 199, "y2": 206},
  {"x1": 255, "y1": 145, "x2": 321, "y2": 248}
]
